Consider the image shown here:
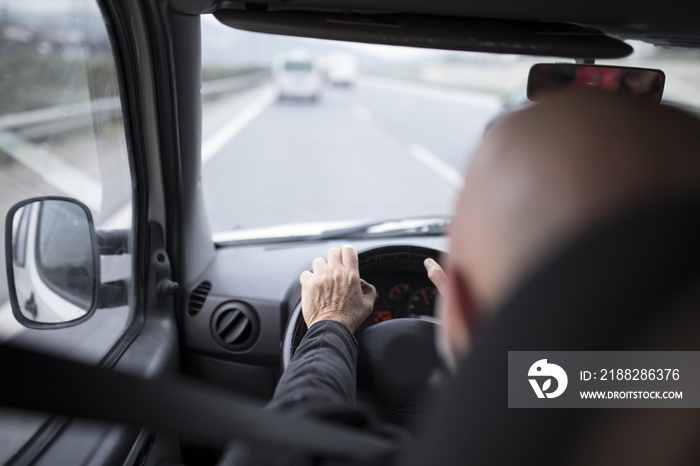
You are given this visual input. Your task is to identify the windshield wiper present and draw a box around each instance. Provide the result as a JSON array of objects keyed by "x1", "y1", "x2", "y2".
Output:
[
  {"x1": 310, "y1": 216, "x2": 451, "y2": 241},
  {"x1": 214, "y1": 216, "x2": 451, "y2": 247}
]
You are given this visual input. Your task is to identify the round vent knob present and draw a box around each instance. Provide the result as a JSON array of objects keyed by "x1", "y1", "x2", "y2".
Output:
[{"x1": 211, "y1": 302, "x2": 259, "y2": 351}]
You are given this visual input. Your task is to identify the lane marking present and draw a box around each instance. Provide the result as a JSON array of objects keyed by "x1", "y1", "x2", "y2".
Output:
[
  {"x1": 201, "y1": 86, "x2": 279, "y2": 163},
  {"x1": 100, "y1": 85, "x2": 280, "y2": 229},
  {"x1": 350, "y1": 104, "x2": 374, "y2": 123},
  {"x1": 0, "y1": 131, "x2": 101, "y2": 211},
  {"x1": 409, "y1": 144, "x2": 463, "y2": 188},
  {"x1": 102, "y1": 85, "x2": 280, "y2": 227},
  {"x1": 1, "y1": 85, "x2": 280, "y2": 340}
]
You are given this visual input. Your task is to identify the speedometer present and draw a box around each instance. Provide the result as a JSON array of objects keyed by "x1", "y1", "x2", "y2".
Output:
[
  {"x1": 407, "y1": 287, "x2": 436, "y2": 316},
  {"x1": 388, "y1": 283, "x2": 413, "y2": 301}
]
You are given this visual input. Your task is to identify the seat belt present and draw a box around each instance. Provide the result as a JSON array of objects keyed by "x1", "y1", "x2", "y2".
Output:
[{"x1": 0, "y1": 343, "x2": 392, "y2": 458}]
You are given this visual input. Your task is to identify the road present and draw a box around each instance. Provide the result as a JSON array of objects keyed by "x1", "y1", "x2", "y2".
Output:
[{"x1": 202, "y1": 77, "x2": 501, "y2": 234}]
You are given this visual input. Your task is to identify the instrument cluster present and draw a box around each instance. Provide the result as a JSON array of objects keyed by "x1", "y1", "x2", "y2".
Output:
[{"x1": 359, "y1": 270, "x2": 438, "y2": 328}]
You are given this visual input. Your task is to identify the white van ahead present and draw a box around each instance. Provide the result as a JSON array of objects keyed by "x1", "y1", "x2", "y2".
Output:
[{"x1": 274, "y1": 50, "x2": 323, "y2": 101}]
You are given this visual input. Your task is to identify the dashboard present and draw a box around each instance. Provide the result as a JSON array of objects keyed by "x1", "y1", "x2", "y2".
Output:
[{"x1": 181, "y1": 237, "x2": 447, "y2": 400}]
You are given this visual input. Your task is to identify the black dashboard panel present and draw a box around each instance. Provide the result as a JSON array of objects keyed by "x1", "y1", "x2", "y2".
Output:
[{"x1": 182, "y1": 237, "x2": 448, "y2": 399}]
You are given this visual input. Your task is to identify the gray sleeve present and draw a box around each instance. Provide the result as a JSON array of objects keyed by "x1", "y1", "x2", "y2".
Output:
[
  {"x1": 218, "y1": 320, "x2": 405, "y2": 466},
  {"x1": 268, "y1": 320, "x2": 358, "y2": 413}
]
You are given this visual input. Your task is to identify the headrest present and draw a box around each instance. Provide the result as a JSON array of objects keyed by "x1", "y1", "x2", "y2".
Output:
[{"x1": 406, "y1": 194, "x2": 700, "y2": 465}]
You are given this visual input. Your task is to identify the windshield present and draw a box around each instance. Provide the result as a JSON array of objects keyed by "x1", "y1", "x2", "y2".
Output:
[{"x1": 200, "y1": 15, "x2": 700, "y2": 243}]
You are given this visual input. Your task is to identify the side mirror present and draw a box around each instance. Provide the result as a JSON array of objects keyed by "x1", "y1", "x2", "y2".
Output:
[
  {"x1": 527, "y1": 63, "x2": 665, "y2": 104},
  {"x1": 4, "y1": 197, "x2": 126, "y2": 329}
]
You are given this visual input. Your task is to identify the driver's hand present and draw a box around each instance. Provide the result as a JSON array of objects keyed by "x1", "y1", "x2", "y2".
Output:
[
  {"x1": 424, "y1": 258, "x2": 448, "y2": 296},
  {"x1": 300, "y1": 245, "x2": 376, "y2": 332}
]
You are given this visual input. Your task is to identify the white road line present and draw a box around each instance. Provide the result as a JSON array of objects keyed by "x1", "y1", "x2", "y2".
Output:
[
  {"x1": 102, "y1": 86, "x2": 278, "y2": 229},
  {"x1": 1, "y1": 86, "x2": 279, "y2": 340},
  {"x1": 0, "y1": 131, "x2": 101, "y2": 211},
  {"x1": 350, "y1": 104, "x2": 374, "y2": 123},
  {"x1": 409, "y1": 144, "x2": 463, "y2": 188},
  {"x1": 201, "y1": 87, "x2": 278, "y2": 163}
]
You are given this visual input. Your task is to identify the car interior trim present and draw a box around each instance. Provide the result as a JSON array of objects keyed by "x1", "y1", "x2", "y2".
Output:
[
  {"x1": 214, "y1": 9, "x2": 634, "y2": 59},
  {"x1": 0, "y1": 343, "x2": 394, "y2": 458}
]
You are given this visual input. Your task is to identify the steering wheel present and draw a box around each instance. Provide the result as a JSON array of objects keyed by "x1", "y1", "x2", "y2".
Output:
[{"x1": 282, "y1": 245, "x2": 447, "y2": 427}]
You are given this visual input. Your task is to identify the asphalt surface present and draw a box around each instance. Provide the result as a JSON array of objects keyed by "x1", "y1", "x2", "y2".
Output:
[{"x1": 202, "y1": 77, "x2": 501, "y2": 234}]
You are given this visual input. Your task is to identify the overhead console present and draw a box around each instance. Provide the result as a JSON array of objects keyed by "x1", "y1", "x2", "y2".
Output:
[{"x1": 171, "y1": 0, "x2": 700, "y2": 55}]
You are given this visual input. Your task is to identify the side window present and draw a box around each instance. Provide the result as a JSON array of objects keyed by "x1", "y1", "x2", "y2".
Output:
[{"x1": 0, "y1": 1, "x2": 133, "y2": 362}]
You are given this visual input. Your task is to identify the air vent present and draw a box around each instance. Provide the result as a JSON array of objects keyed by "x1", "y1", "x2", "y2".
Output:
[
  {"x1": 188, "y1": 281, "x2": 212, "y2": 316},
  {"x1": 211, "y1": 302, "x2": 259, "y2": 351}
]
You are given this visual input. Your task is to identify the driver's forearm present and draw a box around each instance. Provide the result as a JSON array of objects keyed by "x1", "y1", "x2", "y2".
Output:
[{"x1": 268, "y1": 320, "x2": 358, "y2": 413}]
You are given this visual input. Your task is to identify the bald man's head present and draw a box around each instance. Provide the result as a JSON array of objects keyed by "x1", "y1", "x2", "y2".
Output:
[{"x1": 452, "y1": 91, "x2": 700, "y2": 314}]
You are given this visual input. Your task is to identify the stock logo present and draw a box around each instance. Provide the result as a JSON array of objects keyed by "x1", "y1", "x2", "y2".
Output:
[{"x1": 528, "y1": 359, "x2": 568, "y2": 399}]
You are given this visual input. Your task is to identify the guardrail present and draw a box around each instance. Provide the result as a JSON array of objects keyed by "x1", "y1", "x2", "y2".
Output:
[{"x1": 0, "y1": 70, "x2": 270, "y2": 139}]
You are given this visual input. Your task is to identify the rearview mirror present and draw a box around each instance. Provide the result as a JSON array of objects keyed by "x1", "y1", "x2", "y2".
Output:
[
  {"x1": 5, "y1": 197, "x2": 99, "y2": 328},
  {"x1": 527, "y1": 63, "x2": 665, "y2": 103}
]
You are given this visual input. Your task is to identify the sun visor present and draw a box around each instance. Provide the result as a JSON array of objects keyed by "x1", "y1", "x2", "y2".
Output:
[{"x1": 213, "y1": 9, "x2": 633, "y2": 59}]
